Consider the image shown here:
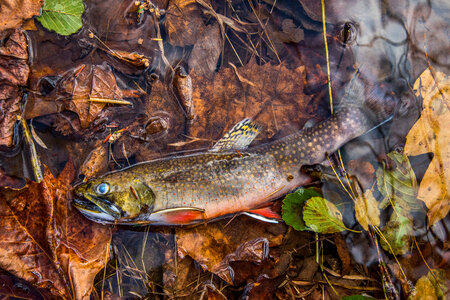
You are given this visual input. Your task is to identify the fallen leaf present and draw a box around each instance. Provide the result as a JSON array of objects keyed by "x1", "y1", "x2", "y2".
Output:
[
  {"x1": 190, "y1": 59, "x2": 315, "y2": 143},
  {"x1": 25, "y1": 63, "x2": 125, "y2": 128},
  {"x1": 407, "y1": 269, "x2": 448, "y2": 300},
  {"x1": 176, "y1": 217, "x2": 286, "y2": 284},
  {"x1": 347, "y1": 160, "x2": 375, "y2": 190},
  {"x1": 377, "y1": 151, "x2": 422, "y2": 213},
  {"x1": 188, "y1": 23, "x2": 222, "y2": 78},
  {"x1": 0, "y1": 161, "x2": 111, "y2": 298},
  {"x1": 0, "y1": 0, "x2": 42, "y2": 31},
  {"x1": 165, "y1": 0, "x2": 206, "y2": 47},
  {"x1": 354, "y1": 185, "x2": 380, "y2": 231},
  {"x1": 404, "y1": 68, "x2": 450, "y2": 225},
  {"x1": 37, "y1": 0, "x2": 85, "y2": 36},
  {"x1": 282, "y1": 187, "x2": 321, "y2": 231},
  {"x1": 79, "y1": 140, "x2": 108, "y2": 179},
  {"x1": 303, "y1": 196, "x2": 346, "y2": 234},
  {"x1": 0, "y1": 29, "x2": 30, "y2": 147},
  {"x1": 380, "y1": 213, "x2": 413, "y2": 256}
]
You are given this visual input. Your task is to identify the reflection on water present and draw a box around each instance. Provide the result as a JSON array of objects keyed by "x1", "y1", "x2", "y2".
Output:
[{"x1": 0, "y1": 0, "x2": 448, "y2": 298}]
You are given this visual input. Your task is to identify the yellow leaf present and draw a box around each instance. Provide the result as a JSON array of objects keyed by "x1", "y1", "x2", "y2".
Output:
[
  {"x1": 354, "y1": 186, "x2": 380, "y2": 231},
  {"x1": 404, "y1": 68, "x2": 450, "y2": 225}
]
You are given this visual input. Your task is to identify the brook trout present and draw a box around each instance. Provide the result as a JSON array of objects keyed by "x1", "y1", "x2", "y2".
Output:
[{"x1": 73, "y1": 79, "x2": 390, "y2": 225}]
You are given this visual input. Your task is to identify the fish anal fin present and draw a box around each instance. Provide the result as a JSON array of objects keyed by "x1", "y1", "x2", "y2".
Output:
[
  {"x1": 148, "y1": 207, "x2": 205, "y2": 225},
  {"x1": 210, "y1": 118, "x2": 261, "y2": 152},
  {"x1": 243, "y1": 207, "x2": 281, "y2": 223}
]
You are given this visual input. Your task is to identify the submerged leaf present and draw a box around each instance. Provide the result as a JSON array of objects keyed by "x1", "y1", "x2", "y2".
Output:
[
  {"x1": 377, "y1": 151, "x2": 422, "y2": 212},
  {"x1": 37, "y1": 0, "x2": 85, "y2": 35},
  {"x1": 408, "y1": 269, "x2": 448, "y2": 300},
  {"x1": 303, "y1": 196, "x2": 346, "y2": 234},
  {"x1": 380, "y1": 213, "x2": 413, "y2": 255},
  {"x1": 405, "y1": 68, "x2": 450, "y2": 225},
  {"x1": 354, "y1": 186, "x2": 380, "y2": 231},
  {"x1": 282, "y1": 187, "x2": 321, "y2": 231}
]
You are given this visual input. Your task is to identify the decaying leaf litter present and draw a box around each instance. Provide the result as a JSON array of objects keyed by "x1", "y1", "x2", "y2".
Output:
[{"x1": 0, "y1": 0, "x2": 448, "y2": 298}]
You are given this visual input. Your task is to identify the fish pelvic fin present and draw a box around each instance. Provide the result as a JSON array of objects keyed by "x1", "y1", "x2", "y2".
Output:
[
  {"x1": 210, "y1": 118, "x2": 261, "y2": 152},
  {"x1": 242, "y1": 207, "x2": 281, "y2": 224},
  {"x1": 145, "y1": 207, "x2": 205, "y2": 225}
]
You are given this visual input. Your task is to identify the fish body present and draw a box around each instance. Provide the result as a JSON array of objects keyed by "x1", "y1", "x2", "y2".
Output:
[{"x1": 74, "y1": 104, "x2": 373, "y2": 225}]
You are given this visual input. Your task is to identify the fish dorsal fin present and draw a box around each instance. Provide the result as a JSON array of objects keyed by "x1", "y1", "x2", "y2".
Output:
[{"x1": 210, "y1": 118, "x2": 261, "y2": 152}]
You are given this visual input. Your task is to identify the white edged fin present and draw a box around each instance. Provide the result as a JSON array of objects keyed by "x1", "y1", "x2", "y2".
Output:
[
  {"x1": 242, "y1": 212, "x2": 280, "y2": 223},
  {"x1": 142, "y1": 207, "x2": 205, "y2": 225},
  {"x1": 210, "y1": 118, "x2": 261, "y2": 152}
]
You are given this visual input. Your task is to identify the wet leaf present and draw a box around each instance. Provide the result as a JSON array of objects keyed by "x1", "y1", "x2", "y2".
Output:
[
  {"x1": 0, "y1": 161, "x2": 111, "y2": 298},
  {"x1": 176, "y1": 217, "x2": 286, "y2": 284},
  {"x1": 190, "y1": 59, "x2": 315, "y2": 143},
  {"x1": 404, "y1": 68, "x2": 450, "y2": 225},
  {"x1": 165, "y1": 0, "x2": 206, "y2": 47},
  {"x1": 37, "y1": 0, "x2": 85, "y2": 36},
  {"x1": 0, "y1": 30, "x2": 30, "y2": 147},
  {"x1": 408, "y1": 269, "x2": 448, "y2": 300},
  {"x1": 354, "y1": 186, "x2": 380, "y2": 231},
  {"x1": 303, "y1": 196, "x2": 346, "y2": 234},
  {"x1": 376, "y1": 151, "x2": 421, "y2": 255},
  {"x1": 380, "y1": 213, "x2": 413, "y2": 256},
  {"x1": 25, "y1": 63, "x2": 125, "y2": 128},
  {"x1": 377, "y1": 151, "x2": 421, "y2": 212},
  {"x1": 188, "y1": 23, "x2": 222, "y2": 78},
  {"x1": 282, "y1": 187, "x2": 321, "y2": 231},
  {"x1": 0, "y1": 0, "x2": 43, "y2": 31}
]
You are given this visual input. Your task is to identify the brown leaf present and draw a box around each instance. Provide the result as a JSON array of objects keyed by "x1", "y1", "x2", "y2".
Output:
[
  {"x1": 190, "y1": 59, "x2": 315, "y2": 143},
  {"x1": 0, "y1": 161, "x2": 111, "y2": 298},
  {"x1": 347, "y1": 160, "x2": 375, "y2": 190},
  {"x1": 188, "y1": 23, "x2": 222, "y2": 78},
  {"x1": 404, "y1": 68, "x2": 450, "y2": 225},
  {"x1": 79, "y1": 140, "x2": 109, "y2": 179},
  {"x1": 0, "y1": 0, "x2": 42, "y2": 31},
  {"x1": 25, "y1": 63, "x2": 126, "y2": 128},
  {"x1": 0, "y1": 29, "x2": 30, "y2": 147},
  {"x1": 165, "y1": 0, "x2": 206, "y2": 47},
  {"x1": 176, "y1": 218, "x2": 286, "y2": 284}
]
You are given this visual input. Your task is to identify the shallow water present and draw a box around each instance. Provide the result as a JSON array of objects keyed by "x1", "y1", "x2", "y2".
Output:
[{"x1": 0, "y1": 0, "x2": 449, "y2": 298}]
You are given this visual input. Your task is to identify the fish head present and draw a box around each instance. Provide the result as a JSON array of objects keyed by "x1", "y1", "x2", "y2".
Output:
[{"x1": 73, "y1": 174, "x2": 155, "y2": 224}]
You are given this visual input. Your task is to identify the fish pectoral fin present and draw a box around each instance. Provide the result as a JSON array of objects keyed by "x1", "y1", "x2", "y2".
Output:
[
  {"x1": 147, "y1": 207, "x2": 205, "y2": 225},
  {"x1": 242, "y1": 207, "x2": 281, "y2": 223},
  {"x1": 210, "y1": 118, "x2": 261, "y2": 152}
]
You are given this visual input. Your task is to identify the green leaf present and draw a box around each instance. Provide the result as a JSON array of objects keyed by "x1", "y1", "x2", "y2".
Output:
[
  {"x1": 303, "y1": 196, "x2": 346, "y2": 234},
  {"x1": 408, "y1": 269, "x2": 447, "y2": 300},
  {"x1": 377, "y1": 151, "x2": 422, "y2": 212},
  {"x1": 282, "y1": 188, "x2": 321, "y2": 231},
  {"x1": 380, "y1": 213, "x2": 413, "y2": 255},
  {"x1": 37, "y1": 0, "x2": 85, "y2": 36}
]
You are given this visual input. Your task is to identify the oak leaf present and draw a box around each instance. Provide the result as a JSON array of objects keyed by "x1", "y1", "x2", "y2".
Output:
[
  {"x1": 0, "y1": 161, "x2": 111, "y2": 298},
  {"x1": 176, "y1": 217, "x2": 286, "y2": 284},
  {"x1": 404, "y1": 68, "x2": 450, "y2": 225},
  {"x1": 0, "y1": 29, "x2": 30, "y2": 147},
  {"x1": 0, "y1": 0, "x2": 42, "y2": 31}
]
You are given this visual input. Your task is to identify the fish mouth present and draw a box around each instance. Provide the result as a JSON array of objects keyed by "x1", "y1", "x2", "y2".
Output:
[{"x1": 73, "y1": 193, "x2": 123, "y2": 224}]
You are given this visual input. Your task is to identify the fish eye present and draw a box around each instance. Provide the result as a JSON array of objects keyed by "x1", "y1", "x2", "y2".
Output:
[{"x1": 95, "y1": 183, "x2": 109, "y2": 195}]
